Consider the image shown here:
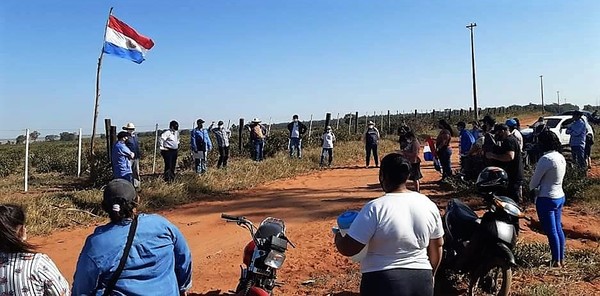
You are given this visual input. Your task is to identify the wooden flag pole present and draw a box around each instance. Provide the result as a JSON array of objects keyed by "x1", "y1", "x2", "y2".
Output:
[{"x1": 89, "y1": 7, "x2": 113, "y2": 164}]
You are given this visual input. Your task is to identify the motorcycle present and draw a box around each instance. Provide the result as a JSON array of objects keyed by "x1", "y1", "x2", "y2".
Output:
[
  {"x1": 221, "y1": 214, "x2": 295, "y2": 296},
  {"x1": 440, "y1": 167, "x2": 529, "y2": 296}
]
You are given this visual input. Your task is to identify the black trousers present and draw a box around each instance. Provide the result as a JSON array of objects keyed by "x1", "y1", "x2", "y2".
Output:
[
  {"x1": 366, "y1": 144, "x2": 379, "y2": 167},
  {"x1": 161, "y1": 149, "x2": 178, "y2": 182},
  {"x1": 218, "y1": 146, "x2": 230, "y2": 168},
  {"x1": 360, "y1": 268, "x2": 433, "y2": 296}
]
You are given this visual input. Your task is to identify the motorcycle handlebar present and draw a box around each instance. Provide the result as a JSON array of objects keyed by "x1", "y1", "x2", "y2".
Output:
[{"x1": 221, "y1": 213, "x2": 240, "y2": 221}]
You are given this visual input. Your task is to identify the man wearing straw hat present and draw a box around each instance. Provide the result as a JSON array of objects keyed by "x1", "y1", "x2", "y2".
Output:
[
  {"x1": 248, "y1": 118, "x2": 267, "y2": 161},
  {"x1": 123, "y1": 123, "x2": 141, "y2": 188}
]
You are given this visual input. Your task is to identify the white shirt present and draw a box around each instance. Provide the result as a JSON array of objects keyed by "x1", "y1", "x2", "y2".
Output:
[
  {"x1": 529, "y1": 151, "x2": 566, "y2": 199},
  {"x1": 159, "y1": 129, "x2": 179, "y2": 150},
  {"x1": 511, "y1": 129, "x2": 523, "y2": 151},
  {"x1": 348, "y1": 192, "x2": 444, "y2": 273},
  {"x1": 0, "y1": 252, "x2": 71, "y2": 296},
  {"x1": 322, "y1": 132, "x2": 336, "y2": 148},
  {"x1": 291, "y1": 122, "x2": 300, "y2": 138}
]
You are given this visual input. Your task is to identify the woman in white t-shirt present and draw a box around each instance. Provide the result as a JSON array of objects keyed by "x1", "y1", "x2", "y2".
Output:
[{"x1": 334, "y1": 153, "x2": 444, "y2": 296}]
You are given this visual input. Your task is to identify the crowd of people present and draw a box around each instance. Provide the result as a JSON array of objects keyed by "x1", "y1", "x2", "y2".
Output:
[{"x1": 2, "y1": 112, "x2": 595, "y2": 295}]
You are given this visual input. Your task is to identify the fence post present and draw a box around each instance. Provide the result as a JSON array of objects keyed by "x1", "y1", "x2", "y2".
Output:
[
  {"x1": 336, "y1": 112, "x2": 340, "y2": 130},
  {"x1": 448, "y1": 109, "x2": 452, "y2": 120},
  {"x1": 380, "y1": 111, "x2": 384, "y2": 133},
  {"x1": 308, "y1": 114, "x2": 313, "y2": 141},
  {"x1": 325, "y1": 112, "x2": 332, "y2": 129},
  {"x1": 24, "y1": 129, "x2": 30, "y2": 192},
  {"x1": 354, "y1": 112, "x2": 359, "y2": 134},
  {"x1": 432, "y1": 109, "x2": 436, "y2": 118},
  {"x1": 238, "y1": 118, "x2": 244, "y2": 153},
  {"x1": 109, "y1": 126, "x2": 117, "y2": 166},
  {"x1": 152, "y1": 123, "x2": 158, "y2": 174},
  {"x1": 348, "y1": 113, "x2": 352, "y2": 134},
  {"x1": 77, "y1": 128, "x2": 83, "y2": 177},
  {"x1": 104, "y1": 119, "x2": 112, "y2": 163},
  {"x1": 387, "y1": 110, "x2": 391, "y2": 134},
  {"x1": 414, "y1": 109, "x2": 418, "y2": 118}
]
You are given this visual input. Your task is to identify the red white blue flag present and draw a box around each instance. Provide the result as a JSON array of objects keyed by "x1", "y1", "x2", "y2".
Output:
[{"x1": 103, "y1": 15, "x2": 155, "y2": 64}]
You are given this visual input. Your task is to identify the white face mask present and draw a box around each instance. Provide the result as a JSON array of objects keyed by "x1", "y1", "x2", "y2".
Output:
[
  {"x1": 294, "y1": 119, "x2": 298, "y2": 122},
  {"x1": 368, "y1": 124, "x2": 374, "y2": 128}
]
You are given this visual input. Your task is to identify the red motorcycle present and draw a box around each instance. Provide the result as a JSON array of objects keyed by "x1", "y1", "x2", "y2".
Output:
[{"x1": 221, "y1": 214, "x2": 295, "y2": 296}]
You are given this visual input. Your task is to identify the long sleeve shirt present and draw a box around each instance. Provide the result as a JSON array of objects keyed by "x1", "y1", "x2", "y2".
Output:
[
  {"x1": 459, "y1": 129, "x2": 475, "y2": 156},
  {"x1": 72, "y1": 214, "x2": 192, "y2": 296},
  {"x1": 209, "y1": 124, "x2": 231, "y2": 147},
  {"x1": 190, "y1": 128, "x2": 213, "y2": 152},
  {"x1": 124, "y1": 134, "x2": 141, "y2": 159},
  {"x1": 159, "y1": 129, "x2": 179, "y2": 150},
  {"x1": 566, "y1": 119, "x2": 586, "y2": 147},
  {"x1": 0, "y1": 252, "x2": 70, "y2": 296},
  {"x1": 529, "y1": 151, "x2": 566, "y2": 199}
]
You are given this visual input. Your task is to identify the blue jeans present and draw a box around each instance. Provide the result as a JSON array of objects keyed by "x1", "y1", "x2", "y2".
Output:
[
  {"x1": 438, "y1": 147, "x2": 452, "y2": 178},
  {"x1": 253, "y1": 139, "x2": 264, "y2": 161},
  {"x1": 536, "y1": 196, "x2": 566, "y2": 262},
  {"x1": 289, "y1": 138, "x2": 302, "y2": 158},
  {"x1": 571, "y1": 145, "x2": 586, "y2": 169},
  {"x1": 194, "y1": 151, "x2": 207, "y2": 174}
]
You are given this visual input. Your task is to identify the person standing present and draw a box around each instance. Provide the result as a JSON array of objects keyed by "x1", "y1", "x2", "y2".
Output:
[
  {"x1": 398, "y1": 123, "x2": 411, "y2": 151},
  {"x1": 123, "y1": 123, "x2": 141, "y2": 188},
  {"x1": 436, "y1": 119, "x2": 455, "y2": 180},
  {"x1": 457, "y1": 121, "x2": 475, "y2": 157},
  {"x1": 566, "y1": 111, "x2": 587, "y2": 169},
  {"x1": 529, "y1": 130, "x2": 567, "y2": 268},
  {"x1": 320, "y1": 126, "x2": 336, "y2": 167},
  {"x1": 191, "y1": 119, "x2": 213, "y2": 175},
  {"x1": 210, "y1": 121, "x2": 231, "y2": 169},
  {"x1": 486, "y1": 124, "x2": 524, "y2": 203},
  {"x1": 159, "y1": 120, "x2": 180, "y2": 182},
  {"x1": 585, "y1": 120, "x2": 594, "y2": 170},
  {"x1": 0, "y1": 204, "x2": 71, "y2": 296},
  {"x1": 112, "y1": 131, "x2": 135, "y2": 183},
  {"x1": 402, "y1": 132, "x2": 423, "y2": 192},
  {"x1": 287, "y1": 115, "x2": 308, "y2": 158},
  {"x1": 73, "y1": 179, "x2": 192, "y2": 295},
  {"x1": 335, "y1": 153, "x2": 444, "y2": 296},
  {"x1": 248, "y1": 118, "x2": 266, "y2": 161},
  {"x1": 506, "y1": 119, "x2": 523, "y2": 152},
  {"x1": 364, "y1": 121, "x2": 380, "y2": 168}
]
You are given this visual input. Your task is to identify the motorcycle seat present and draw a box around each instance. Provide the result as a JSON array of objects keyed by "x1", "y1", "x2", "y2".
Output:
[{"x1": 445, "y1": 199, "x2": 479, "y2": 241}]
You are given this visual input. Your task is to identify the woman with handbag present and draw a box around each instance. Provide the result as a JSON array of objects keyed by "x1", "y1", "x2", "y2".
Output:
[{"x1": 72, "y1": 179, "x2": 193, "y2": 296}]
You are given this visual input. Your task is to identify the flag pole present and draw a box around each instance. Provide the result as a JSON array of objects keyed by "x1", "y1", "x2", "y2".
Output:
[{"x1": 90, "y1": 7, "x2": 113, "y2": 166}]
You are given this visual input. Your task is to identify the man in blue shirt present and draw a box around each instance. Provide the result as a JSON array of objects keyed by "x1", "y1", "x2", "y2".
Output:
[
  {"x1": 191, "y1": 119, "x2": 213, "y2": 174},
  {"x1": 73, "y1": 179, "x2": 193, "y2": 296},
  {"x1": 457, "y1": 121, "x2": 475, "y2": 157},
  {"x1": 566, "y1": 111, "x2": 587, "y2": 169},
  {"x1": 111, "y1": 131, "x2": 134, "y2": 183},
  {"x1": 123, "y1": 123, "x2": 141, "y2": 188}
]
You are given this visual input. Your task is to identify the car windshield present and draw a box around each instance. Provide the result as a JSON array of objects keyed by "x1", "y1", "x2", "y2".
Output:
[{"x1": 545, "y1": 118, "x2": 561, "y2": 128}]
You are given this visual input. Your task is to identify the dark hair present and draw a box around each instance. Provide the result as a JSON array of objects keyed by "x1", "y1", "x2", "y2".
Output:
[
  {"x1": 117, "y1": 131, "x2": 129, "y2": 140},
  {"x1": 292, "y1": 114, "x2": 299, "y2": 119},
  {"x1": 538, "y1": 130, "x2": 562, "y2": 153},
  {"x1": 379, "y1": 153, "x2": 411, "y2": 192},
  {"x1": 101, "y1": 197, "x2": 137, "y2": 223},
  {"x1": 169, "y1": 120, "x2": 179, "y2": 130},
  {"x1": 405, "y1": 131, "x2": 416, "y2": 139},
  {"x1": 456, "y1": 121, "x2": 466, "y2": 129},
  {"x1": 438, "y1": 119, "x2": 455, "y2": 137},
  {"x1": 0, "y1": 204, "x2": 35, "y2": 253}
]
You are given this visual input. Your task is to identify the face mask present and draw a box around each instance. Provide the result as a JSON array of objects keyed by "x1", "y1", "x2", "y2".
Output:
[
  {"x1": 368, "y1": 124, "x2": 374, "y2": 128},
  {"x1": 294, "y1": 119, "x2": 298, "y2": 122}
]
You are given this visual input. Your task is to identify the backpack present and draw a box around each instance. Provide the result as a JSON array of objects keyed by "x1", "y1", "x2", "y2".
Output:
[{"x1": 366, "y1": 128, "x2": 378, "y2": 145}]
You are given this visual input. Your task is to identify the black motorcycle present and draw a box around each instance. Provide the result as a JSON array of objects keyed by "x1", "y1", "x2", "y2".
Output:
[
  {"x1": 221, "y1": 214, "x2": 295, "y2": 296},
  {"x1": 440, "y1": 167, "x2": 528, "y2": 296}
]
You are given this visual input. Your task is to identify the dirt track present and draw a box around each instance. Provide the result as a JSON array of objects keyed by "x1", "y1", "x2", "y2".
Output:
[{"x1": 33, "y1": 138, "x2": 600, "y2": 295}]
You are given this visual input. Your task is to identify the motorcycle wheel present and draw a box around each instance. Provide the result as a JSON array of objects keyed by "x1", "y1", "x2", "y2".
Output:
[{"x1": 468, "y1": 263, "x2": 512, "y2": 296}]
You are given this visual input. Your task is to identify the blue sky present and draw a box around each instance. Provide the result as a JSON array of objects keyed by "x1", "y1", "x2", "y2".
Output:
[{"x1": 0, "y1": 1, "x2": 598, "y2": 138}]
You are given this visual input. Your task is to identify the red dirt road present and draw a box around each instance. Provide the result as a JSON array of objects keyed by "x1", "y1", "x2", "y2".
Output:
[{"x1": 32, "y1": 145, "x2": 600, "y2": 295}]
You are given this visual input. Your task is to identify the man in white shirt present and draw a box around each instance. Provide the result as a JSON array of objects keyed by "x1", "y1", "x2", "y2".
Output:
[
  {"x1": 159, "y1": 120, "x2": 180, "y2": 182},
  {"x1": 506, "y1": 119, "x2": 523, "y2": 152},
  {"x1": 320, "y1": 126, "x2": 336, "y2": 167}
]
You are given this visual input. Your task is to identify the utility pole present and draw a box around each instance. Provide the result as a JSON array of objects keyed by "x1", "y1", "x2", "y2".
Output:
[
  {"x1": 557, "y1": 91, "x2": 561, "y2": 113},
  {"x1": 540, "y1": 75, "x2": 545, "y2": 114},
  {"x1": 466, "y1": 22, "x2": 479, "y2": 121}
]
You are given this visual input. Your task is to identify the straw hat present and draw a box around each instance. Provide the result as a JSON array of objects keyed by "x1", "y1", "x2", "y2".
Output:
[
  {"x1": 122, "y1": 122, "x2": 135, "y2": 130},
  {"x1": 252, "y1": 118, "x2": 261, "y2": 123}
]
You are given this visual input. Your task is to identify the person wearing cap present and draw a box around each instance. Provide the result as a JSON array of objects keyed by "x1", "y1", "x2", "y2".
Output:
[
  {"x1": 320, "y1": 126, "x2": 336, "y2": 167},
  {"x1": 486, "y1": 124, "x2": 524, "y2": 203},
  {"x1": 159, "y1": 120, "x2": 180, "y2": 182},
  {"x1": 112, "y1": 131, "x2": 135, "y2": 183},
  {"x1": 73, "y1": 179, "x2": 193, "y2": 296},
  {"x1": 191, "y1": 119, "x2": 213, "y2": 174},
  {"x1": 566, "y1": 111, "x2": 587, "y2": 169},
  {"x1": 123, "y1": 123, "x2": 141, "y2": 188},
  {"x1": 209, "y1": 120, "x2": 231, "y2": 168},
  {"x1": 457, "y1": 121, "x2": 475, "y2": 157},
  {"x1": 335, "y1": 153, "x2": 444, "y2": 295},
  {"x1": 506, "y1": 118, "x2": 523, "y2": 152},
  {"x1": 363, "y1": 121, "x2": 381, "y2": 168},
  {"x1": 247, "y1": 118, "x2": 267, "y2": 161},
  {"x1": 287, "y1": 114, "x2": 308, "y2": 159}
]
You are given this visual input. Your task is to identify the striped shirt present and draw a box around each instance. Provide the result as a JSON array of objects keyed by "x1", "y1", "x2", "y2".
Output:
[{"x1": 0, "y1": 252, "x2": 70, "y2": 296}]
